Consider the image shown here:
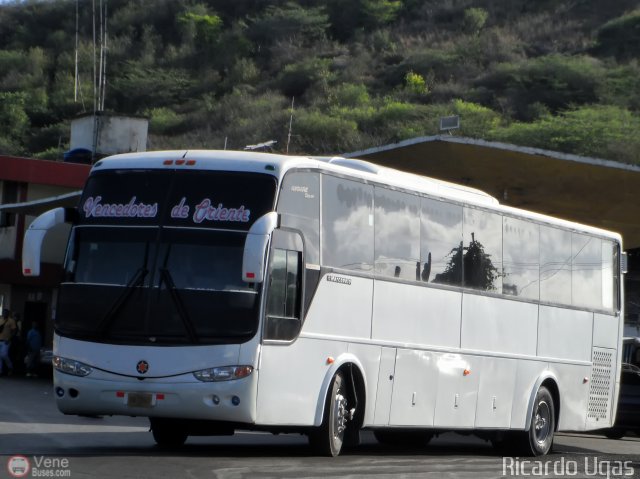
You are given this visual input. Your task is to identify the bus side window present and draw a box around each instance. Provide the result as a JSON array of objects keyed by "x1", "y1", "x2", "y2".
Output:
[
  {"x1": 265, "y1": 248, "x2": 302, "y2": 341},
  {"x1": 278, "y1": 171, "x2": 320, "y2": 265}
]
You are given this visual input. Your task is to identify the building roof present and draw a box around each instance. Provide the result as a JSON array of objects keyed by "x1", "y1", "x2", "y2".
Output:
[
  {"x1": 347, "y1": 136, "x2": 640, "y2": 249},
  {"x1": 0, "y1": 155, "x2": 90, "y2": 188}
]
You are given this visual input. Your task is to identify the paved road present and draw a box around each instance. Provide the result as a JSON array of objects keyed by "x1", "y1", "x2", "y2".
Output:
[{"x1": 1, "y1": 376, "x2": 638, "y2": 478}]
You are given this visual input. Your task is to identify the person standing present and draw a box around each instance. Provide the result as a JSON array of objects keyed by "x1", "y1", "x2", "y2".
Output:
[
  {"x1": 25, "y1": 321, "x2": 43, "y2": 377},
  {"x1": 0, "y1": 310, "x2": 17, "y2": 376}
]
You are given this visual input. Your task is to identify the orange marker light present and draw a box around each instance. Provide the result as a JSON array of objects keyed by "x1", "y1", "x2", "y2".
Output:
[
  {"x1": 163, "y1": 160, "x2": 173, "y2": 165},
  {"x1": 463, "y1": 369, "x2": 471, "y2": 376},
  {"x1": 326, "y1": 357, "x2": 335, "y2": 365}
]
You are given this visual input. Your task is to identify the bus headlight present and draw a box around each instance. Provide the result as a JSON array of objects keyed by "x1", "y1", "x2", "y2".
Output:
[
  {"x1": 193, "y1": 366, "x2": 253, "y2": 382},
  {"x1": 53, "y1": 356, "x2": 93, "y2": 377}
]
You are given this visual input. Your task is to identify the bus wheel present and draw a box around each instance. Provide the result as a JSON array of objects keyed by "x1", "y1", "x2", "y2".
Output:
[
  {"x1": 520, "y1": 386, "x2": 555, "y2": 456},
  {"x1": 309, "y1": 372, "x2": 349, "y2": 457},
  {"x1": 604, "y1": 428, "x2": 626, "y2": 440},
  {"x1": 150, "y1": 418, "x2": 188, "y2": 448}
]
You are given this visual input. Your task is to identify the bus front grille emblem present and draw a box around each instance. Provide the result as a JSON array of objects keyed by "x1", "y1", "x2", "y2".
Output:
[{"x1": 136, "y1": 360, "x2": 150, "y2": 375}]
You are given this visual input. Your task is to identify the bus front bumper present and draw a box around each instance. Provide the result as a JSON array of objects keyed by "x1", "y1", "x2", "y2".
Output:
[{"x1": 53, "y1": 369, "x2": 258, "y2": 424}]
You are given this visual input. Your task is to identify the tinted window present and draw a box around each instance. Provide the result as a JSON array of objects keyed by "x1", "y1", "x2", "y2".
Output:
[
  {"x1": 572, "y1": 233, "x2": 602, "y2": 310},
  {"x1": 79, "y1": 171, "x2": 169, "y2": 227},
  {"x1": 601, "y1": 240, "x2": 617, "y2": 311},
  {"x1": 540, "y1": 226, "x2": 571, "y2": 306},
  {"x1": 421, "y1": 198, "x2": 463, "y2": 286},
  {"x1": 59, "y1": 228, "x2": 260, "y2": 345},
  {"x1": 68, "y1": 227, "x2": 155, "y2": 286},
  {"x1": 322, "y1": 175, "x2": 373, "y2": 272},
  {"x1": 159, "y1": 234, "x2": 250, "y2": 292},
  {"x1": 265, "y1": 248, "x2": 302, "y2": 341},
  {"x1": 374, "y1": 187, "x2": 420, "y2": 280},
  {"x1": 503, "y1": 217, "x2": 539, "y2": 300},
  {"x1": 80, "y1": 170, "x2": 277, "y2": 231},
  {"x1": 278, "y1": 171, "x2": 320, "y2": 264},
  {"x1": 463, "y1": 208, "x2": 502, "y2": 292}
]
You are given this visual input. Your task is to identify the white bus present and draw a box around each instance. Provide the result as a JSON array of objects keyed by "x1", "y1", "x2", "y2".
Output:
[{"x1": 23, "y1": 150, "x2": 625, "y2": 457}]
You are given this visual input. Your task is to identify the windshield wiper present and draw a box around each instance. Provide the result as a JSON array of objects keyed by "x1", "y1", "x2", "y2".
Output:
[
  {"x1": 97, "y1": 267, "x2": 148, "y2": 335},
  {"x1": 159, "y1": 268, "x2": 199, "y2": 344}
]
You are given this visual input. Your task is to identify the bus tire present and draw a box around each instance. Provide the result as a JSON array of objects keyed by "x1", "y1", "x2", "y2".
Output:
[
  {"x1": 309, "y1": 372, "x2": 349, "y2": 457},
  {"x1": 519, "y1": 386, "x2": 555, "y2": 456},
  {"x1": 604, "y1": 428, "x2": 626, "y2": 440},
  {"x1": 150, "y1": 418, "x2": 188, "y2": 448}
]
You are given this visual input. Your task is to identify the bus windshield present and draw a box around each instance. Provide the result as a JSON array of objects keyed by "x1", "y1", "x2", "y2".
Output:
[{"x1": 56, "y1": 169, "x2": 277, "y2": 345}]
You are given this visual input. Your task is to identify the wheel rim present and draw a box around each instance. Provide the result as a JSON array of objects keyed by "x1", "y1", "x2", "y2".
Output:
[
  {"x1": 534, "y1": 400, "x2": 551, "y2": 445},
  {"x1": 332, "y1": 391, "x2": 348, "y2": 442}
]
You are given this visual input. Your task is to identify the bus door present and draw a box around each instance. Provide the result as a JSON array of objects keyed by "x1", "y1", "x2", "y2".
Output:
[
  {"x1": 258, "y1": 229, "x2": 331, "y2": 425},
  {"x1": 263, "y1": 229, "x2": 304, "y2": 342}
]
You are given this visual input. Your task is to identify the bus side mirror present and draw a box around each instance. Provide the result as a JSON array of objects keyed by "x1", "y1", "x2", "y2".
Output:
[
  {"x1": 242, "y1": 212, "x2": 279, "y2": 284},
  {"x1": 22, "y1": 207, "x2": 75, "y2": 277}
]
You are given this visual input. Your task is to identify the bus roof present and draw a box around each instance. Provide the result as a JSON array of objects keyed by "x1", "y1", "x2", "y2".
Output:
[{"x1": 92, "y1": 150, "x2": 621, "y2": 242}]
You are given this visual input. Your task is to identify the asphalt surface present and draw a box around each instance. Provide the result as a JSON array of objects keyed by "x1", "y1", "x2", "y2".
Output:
[{"x1": 0, "y1": 376, "x2": 639, "y2": 478}]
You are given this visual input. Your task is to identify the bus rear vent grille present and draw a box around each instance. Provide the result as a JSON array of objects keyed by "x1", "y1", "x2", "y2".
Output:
[{"x1": 587, "y1": 348, "x2": 613, "y2": 421}]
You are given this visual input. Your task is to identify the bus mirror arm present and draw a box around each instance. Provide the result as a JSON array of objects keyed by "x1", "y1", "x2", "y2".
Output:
[
  {"x1": 22, "y1": 207, "x2": 74, "y2": 277},
  {"x1": 242, "y1": 212, "x2": 279, "y2": 284}
]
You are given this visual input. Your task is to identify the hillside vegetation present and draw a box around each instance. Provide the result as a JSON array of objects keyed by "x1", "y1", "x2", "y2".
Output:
[{"x1": 1, "y1": 0, "x2": 640, "y2": 163}]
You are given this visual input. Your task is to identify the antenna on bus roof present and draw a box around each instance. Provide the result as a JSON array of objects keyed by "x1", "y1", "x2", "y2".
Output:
[
  {"x1": 286, "y1": 97, "x2": 295, "y2": 154},
  {"x1": 244, "y1": 140, "x2": 277, "y2": 152}
]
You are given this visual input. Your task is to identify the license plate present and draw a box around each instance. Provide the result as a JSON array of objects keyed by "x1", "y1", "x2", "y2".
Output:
[{"x1": 127, "y1": 392, "x2": 153, "y2": 408}]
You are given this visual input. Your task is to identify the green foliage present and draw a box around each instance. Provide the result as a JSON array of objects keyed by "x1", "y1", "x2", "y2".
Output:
[
  {"x1": 32, "y1": 146, "x2": 65, "y2": 161},
  {"x1": 0, "y1": 92, "x2": 28, "y2": 139},
  {"x1": 249, "y1": 3, "x2": 329, "y2": 46},
  {"x1": 462, "y1": 7, "x2": 489, "y2": 35},
  {"x1": 203, "y1": 89, "x2": 291, "y2": 150},
  {"x1": 0, "y1": 47, "x2": 47, "y2": 91},
  {"x1": 474, "y1": 54, "x2": 605, "y2": 120},
  {"x1": 598, "y1": 63, "x2": 640, "y2": 111},
  {"x1": 361, "y1": 0, "x2": 402, "y2": 29},
  {"x1": 179, "y1": 11, "x2": 223, "y2": 47},
  {"x1": 332, "y1": 83, "x2": 371, "y2": 107},
  {"x1": 274, "y1": 57, "x2": 333, "y2": 98},
  {"x1": 25, "y1": 121, "x2": 68, "y2": 155},
  {"x1": 451, "y1": 99, "x2": 501, "y2": 138},
  {"x1": 326, "y1": 0, "x2": 401, "y2": 40},
  {"x1": 293, "y1": 109, "x2": 360, "y2": 154},
  {"x1": 110, "y1": 63, "x2": 194, "y2": 112},
  {"x1": 594, "y1": 10, "x2": 640, "y2": 61},
  {"x1": 225, "y1": 58, "x2": 261, "y2": 89},
  {"x1": 489, "y1": 105, "x2": 640, "y2": 164},
  {"x1": 0, "y1": 0, "x2": 640, "y2": 163},
  {"x1": 147, "y1": 107, "x2": 187, "y2": 135},
  {"x1": 386, "y1": 49, "x2": 463, "y2": 88},
  {"x1": 404, "y1": 71, "x2": 429, "y2": 96}
]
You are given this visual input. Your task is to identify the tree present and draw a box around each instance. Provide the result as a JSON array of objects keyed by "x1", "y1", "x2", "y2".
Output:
[
  {"x1": 462, "y1": 7, "x2": 488, "y2": 35},
  {"x1": 0, "y1": 92, "x2": 28, "y2": 155},
  {"x1": 249, "y1": 2, "x2": 329, "y2": 47},
  {"x1": 593, "y1": 10, "x2": 640, "y2": 61},
  {"x1": 326, "y1": 0, "x2": 401, "y2": 40},
  {"x1": 434, "y1": 234, "x2": 500, "y2": 291}
]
